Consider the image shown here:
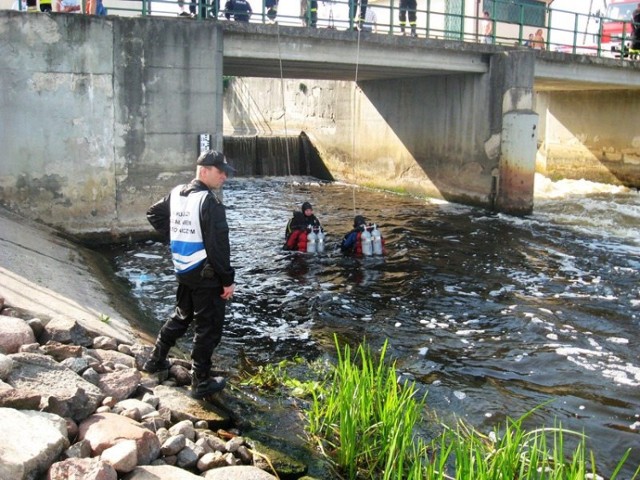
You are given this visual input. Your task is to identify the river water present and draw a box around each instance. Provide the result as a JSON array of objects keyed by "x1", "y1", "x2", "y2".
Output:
[{"x1": 109, "y1": 174, "x2": 640, "y2": 477}]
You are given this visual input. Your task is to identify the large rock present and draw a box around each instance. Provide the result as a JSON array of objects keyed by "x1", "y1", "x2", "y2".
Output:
[
  {"x1": 78, "y1": 413, "x2": 161, "y2": 465},
  {"x1": 122, "y1": 464, "x2": 203, "y2": 479},
  {"x1": 249, "y1": 437, "x2": 308, "y2": 479},
  {"x1": 0, "y1": 408, "x2": 69, "y2": 480},
  {"x1": 0, "y1": 380, "x2": 41, "y2": 410},
  {"x1": 0, "y1": 315, "x2": 36, "y2": 354},
  {"x1": 202, "y1": 466, "x2": 278, "y2": 479},
  {"x1": 115, "y1": 398, "x2": 157, "y2": 418},
  {"x1": 154, "y1": 385, "x2": 229, "y2": 429},
  {"x1": 41, "y1": 318, "x2": 106, "y2": 348},
  {"x1": 97, "y1": 368, "x2": 141, "y2": 402},
  {"x1": 88, "y1": 348, "x2": 136, "y2": 368},
  {"x1": 5, "y1": 352, "x2": 103, "y2": 421},
  {"x1": 47, "y1": 457, "x2": 118, "y2": 480},
  {"x1": 0, "y1": 353, "x2": 14, "y2": 380}
]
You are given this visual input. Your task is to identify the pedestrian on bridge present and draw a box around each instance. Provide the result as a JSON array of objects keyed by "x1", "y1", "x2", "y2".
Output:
[
  {"x1": 399, "y1": 0, "x2": 417, "y2": 37},
  {"x1": 300, "y1": 0, "x2": 318, "y2": 27},
  {"x1": 631, "y1": 3, "x2": 640, "y2": 53},
  {"x1": 531, "y1": 28, "x2": 545, "y2": 50},
  {"x1": 349, "y1": 0, "x2": 367, "y2": 30},
  {"x1": 225, "y1": 0, "x2": 252, "y2": 21},
  {"x1": 265, "y1": 0, "x2": 277, "y2": 22},
  {"x1": 481, "y1": 10, "x2": 493, "y2": 44}
]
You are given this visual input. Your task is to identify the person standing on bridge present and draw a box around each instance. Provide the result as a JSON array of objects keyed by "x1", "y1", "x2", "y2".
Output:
[
  {"x1": 349, "y1": 0, "x2": 368, "y2": 30},
  {"x1": 531, "y1": 28, "x2": 545, "y2": 50},
  {"x1": 225, "y1": 0, "x2": 252, "y2": 21},
  {"x1": 631, "y1": 3, "x2": 640, "y2": 53},
  {"x1": 143, "y1": 150, "x2": 236, "y2": 400},
  {"x1": 300, "y1": 0, "x2": 318, "y2": 27},
  {"x1": 361, "y1": 5, "x2": 377, "y2": 32},
  {"x1": 265, "y1": 0, "x2": 278, "y2": 22},
  {"x1": 481, "y1": 10, "x2": 493, "y2": 44},
  {"x1": 399, "y1": 0, "x2": 417, "y2": 37}
]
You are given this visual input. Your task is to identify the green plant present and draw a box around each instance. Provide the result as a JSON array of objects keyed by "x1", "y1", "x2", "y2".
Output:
[
  {"x1": 99, "y1": 313, "x2": 110, "y2": 323},
  {"x1": 307, "y1": 338, "x2": 426, "y2": 479},
  {"x1": 305, "y1": 337, "x2": 640, "y2": 480},
  {"x1": 241, "y1": 357, "x2": 326, "y2": 399}
]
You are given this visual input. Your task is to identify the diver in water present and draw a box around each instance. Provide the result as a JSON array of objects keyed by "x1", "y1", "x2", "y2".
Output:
[
  {"x1": 340, "y1": 215, "x2": 384, "y2": 255},
  {"x1": 283, "y1": 201, "x2": 322, "y2": 251}
]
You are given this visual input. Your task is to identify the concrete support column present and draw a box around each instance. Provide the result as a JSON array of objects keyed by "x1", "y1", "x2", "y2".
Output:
[{"x1": 490, "y1": 50, "x2": 538, "y2": 215}]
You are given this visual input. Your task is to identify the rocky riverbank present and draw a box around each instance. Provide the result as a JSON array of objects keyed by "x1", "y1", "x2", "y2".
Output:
[
  {"x1": 0, "y1": 207, "x2": 320, "y2": 480},
  {"x1": 0, "y1": 307, "x2": 311, "y2": 479}
]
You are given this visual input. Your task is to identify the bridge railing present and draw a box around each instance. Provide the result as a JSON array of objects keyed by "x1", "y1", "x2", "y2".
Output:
[{"x1": 8, "y1": 0, "x2": 639, "y2": 62}]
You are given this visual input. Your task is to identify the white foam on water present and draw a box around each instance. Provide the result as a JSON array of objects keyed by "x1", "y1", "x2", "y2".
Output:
[
  {"x1": 554, "y1": 345, "x2": 640, "y2": 386},
  {"x1": 453, "y1": 391, "x2": 466, "y2": 400},
  {"x1": 133, "y1": 253, "x2": 164, "y2": 259},
  {"x1": 606, "y1": 337, "x2": 629, "y2": 344}
]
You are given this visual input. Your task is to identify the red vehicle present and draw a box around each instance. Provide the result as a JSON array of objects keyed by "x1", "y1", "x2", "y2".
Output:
[{"x1": 600, "y1": 0, "x2": 637, "y2": 56}]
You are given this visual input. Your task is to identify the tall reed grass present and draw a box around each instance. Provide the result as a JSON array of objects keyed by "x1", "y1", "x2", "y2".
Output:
[{"x1": 305, "y1": 337, "x2": 640, "y2": 480}]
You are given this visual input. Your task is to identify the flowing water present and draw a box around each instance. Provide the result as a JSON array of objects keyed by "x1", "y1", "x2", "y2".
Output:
[{"x1": 109, "y1": 174, "x2": 640, "y2": 477}]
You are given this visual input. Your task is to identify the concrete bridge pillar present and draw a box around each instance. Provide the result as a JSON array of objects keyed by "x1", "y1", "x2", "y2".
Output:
[{"x1": 490, "y1": 51, "x2": 538, "y2": 215}]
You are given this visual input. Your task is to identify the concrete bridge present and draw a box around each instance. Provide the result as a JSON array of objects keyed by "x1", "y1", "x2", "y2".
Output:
[{"x1": 1, "y1": 12, "x2": 639, "y2": 239}]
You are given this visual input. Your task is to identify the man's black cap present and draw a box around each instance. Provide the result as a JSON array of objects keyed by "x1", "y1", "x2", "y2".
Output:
[
  {"x1": 197, "y1": 150, "x2": 236, "y2": 175},
  {"x1": 302, "y1": 202, "x2": 313, "y2": 213}
]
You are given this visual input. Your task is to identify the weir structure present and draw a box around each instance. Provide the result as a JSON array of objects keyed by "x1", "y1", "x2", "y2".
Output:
[{"x1": 1, "y1": 12, "x2": 639, "y2": 238}]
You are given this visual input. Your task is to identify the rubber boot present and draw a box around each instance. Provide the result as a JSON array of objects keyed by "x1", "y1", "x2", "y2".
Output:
[
  {"x1": 190, "y1": 371, "x2": 226, "y2": 399},
  {"x1": 142, "y1": 341, "x2": 171, "y2": 373}
]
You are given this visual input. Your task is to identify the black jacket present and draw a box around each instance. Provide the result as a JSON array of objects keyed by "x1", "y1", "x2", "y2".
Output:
[
  {"x1": 147, "y1": 180, "x2": 235, "y2": 288},
  {"x1": 285, "y1": 211, "x2": 321, "y2": 239},
  {"x1": 225, "y1": 0, "x2": 252, "y2": 21}
]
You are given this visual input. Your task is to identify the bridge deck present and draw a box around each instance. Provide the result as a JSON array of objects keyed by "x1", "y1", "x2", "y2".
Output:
[{"x1": 221, "y1": 23, "x2": 640, "y2": 90}]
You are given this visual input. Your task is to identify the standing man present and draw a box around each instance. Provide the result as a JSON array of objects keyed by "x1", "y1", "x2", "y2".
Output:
[
  {"x1": 481, "y1": 10, "x2": 493, "y2": 44},
  {"x1": 265, "y1": 0, "x2": 277, "y2": 22},
  {"x1": 399, "y1": 0, "x2": 416, "y2": 37},
  {"x1": 361, "y1": 6, "x2": 377, "y2": 32},
  {"x1": 631, "y1": 3, "x2": 640, "y2": 53},
  {"x1": 225, "y1": 0, "x2": 252, "y2": 21},
  {"x1": 349, "y1": 0, "x2": 368, "y2": 30},
  {"x1": 143, "y1": 150, "x2": 236, "y2": 400}
]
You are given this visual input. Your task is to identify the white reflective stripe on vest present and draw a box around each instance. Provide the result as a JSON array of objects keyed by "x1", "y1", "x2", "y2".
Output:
[{"x1": 169, "y1": 187, "x2": 208, "y2": 274}]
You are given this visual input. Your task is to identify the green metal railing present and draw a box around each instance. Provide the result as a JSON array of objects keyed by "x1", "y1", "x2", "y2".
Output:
[{"x1": 10, "y1": 0, "x2": 640, "y2": 62}]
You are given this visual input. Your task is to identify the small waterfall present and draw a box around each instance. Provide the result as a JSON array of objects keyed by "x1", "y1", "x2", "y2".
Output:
[{"x1": 223, "y1": 134, "x2": 333, "y2": 180}]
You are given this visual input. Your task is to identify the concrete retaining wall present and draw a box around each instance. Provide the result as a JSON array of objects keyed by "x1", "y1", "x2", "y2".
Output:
[
  {"x1": 536, "y1": 90, "x2": 640, "y2": 185},
  {"x1": 0, "y1": 11, "x2": 223, "y2": 238}
]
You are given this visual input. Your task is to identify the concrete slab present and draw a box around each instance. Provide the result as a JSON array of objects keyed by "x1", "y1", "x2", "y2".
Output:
[{"x1": 0, "y1": 207, "x2": 136, "y2": 345}]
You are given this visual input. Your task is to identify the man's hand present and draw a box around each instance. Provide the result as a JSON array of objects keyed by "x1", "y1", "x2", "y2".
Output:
[{"x1": 221, "y1": 284, "x2": 235, "y2": 300}]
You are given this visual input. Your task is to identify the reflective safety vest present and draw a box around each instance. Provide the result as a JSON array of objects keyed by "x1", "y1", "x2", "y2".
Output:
[{"x1": 169, "y1": 187, "x2": 208, "y2": 274}]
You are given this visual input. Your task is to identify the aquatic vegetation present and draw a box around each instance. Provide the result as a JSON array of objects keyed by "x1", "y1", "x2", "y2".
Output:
[
  {"x1": 304, "y1": 337, "x2": 640, "y2": 480},
  {"x1": 241, "y1": 356, "x2": 327, "y2": 399}
]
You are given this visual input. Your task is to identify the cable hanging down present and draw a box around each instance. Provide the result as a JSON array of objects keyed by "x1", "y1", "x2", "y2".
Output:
[
  {"x1": 351, "y1": 26, "x2": 363, "y2": 216},
  {"x1": 276, "y1": 23, "x2": 293, "y2": 188}
]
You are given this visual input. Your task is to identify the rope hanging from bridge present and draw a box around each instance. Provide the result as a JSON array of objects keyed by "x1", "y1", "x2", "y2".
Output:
[
  {"x1": 276, "y1": 23, "x2": 293, "y2": 187},
  {"x1": 350, "y1": 27, "x2": 363, "y2": 216}
]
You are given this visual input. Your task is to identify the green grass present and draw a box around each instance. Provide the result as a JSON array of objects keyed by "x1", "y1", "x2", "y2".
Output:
[
  {"x1": 302, "y1": 337, "x2": 640, "y2": 480},
  {"x1": 306, "y1": 339, "x2": 426, "y2": 479}
]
